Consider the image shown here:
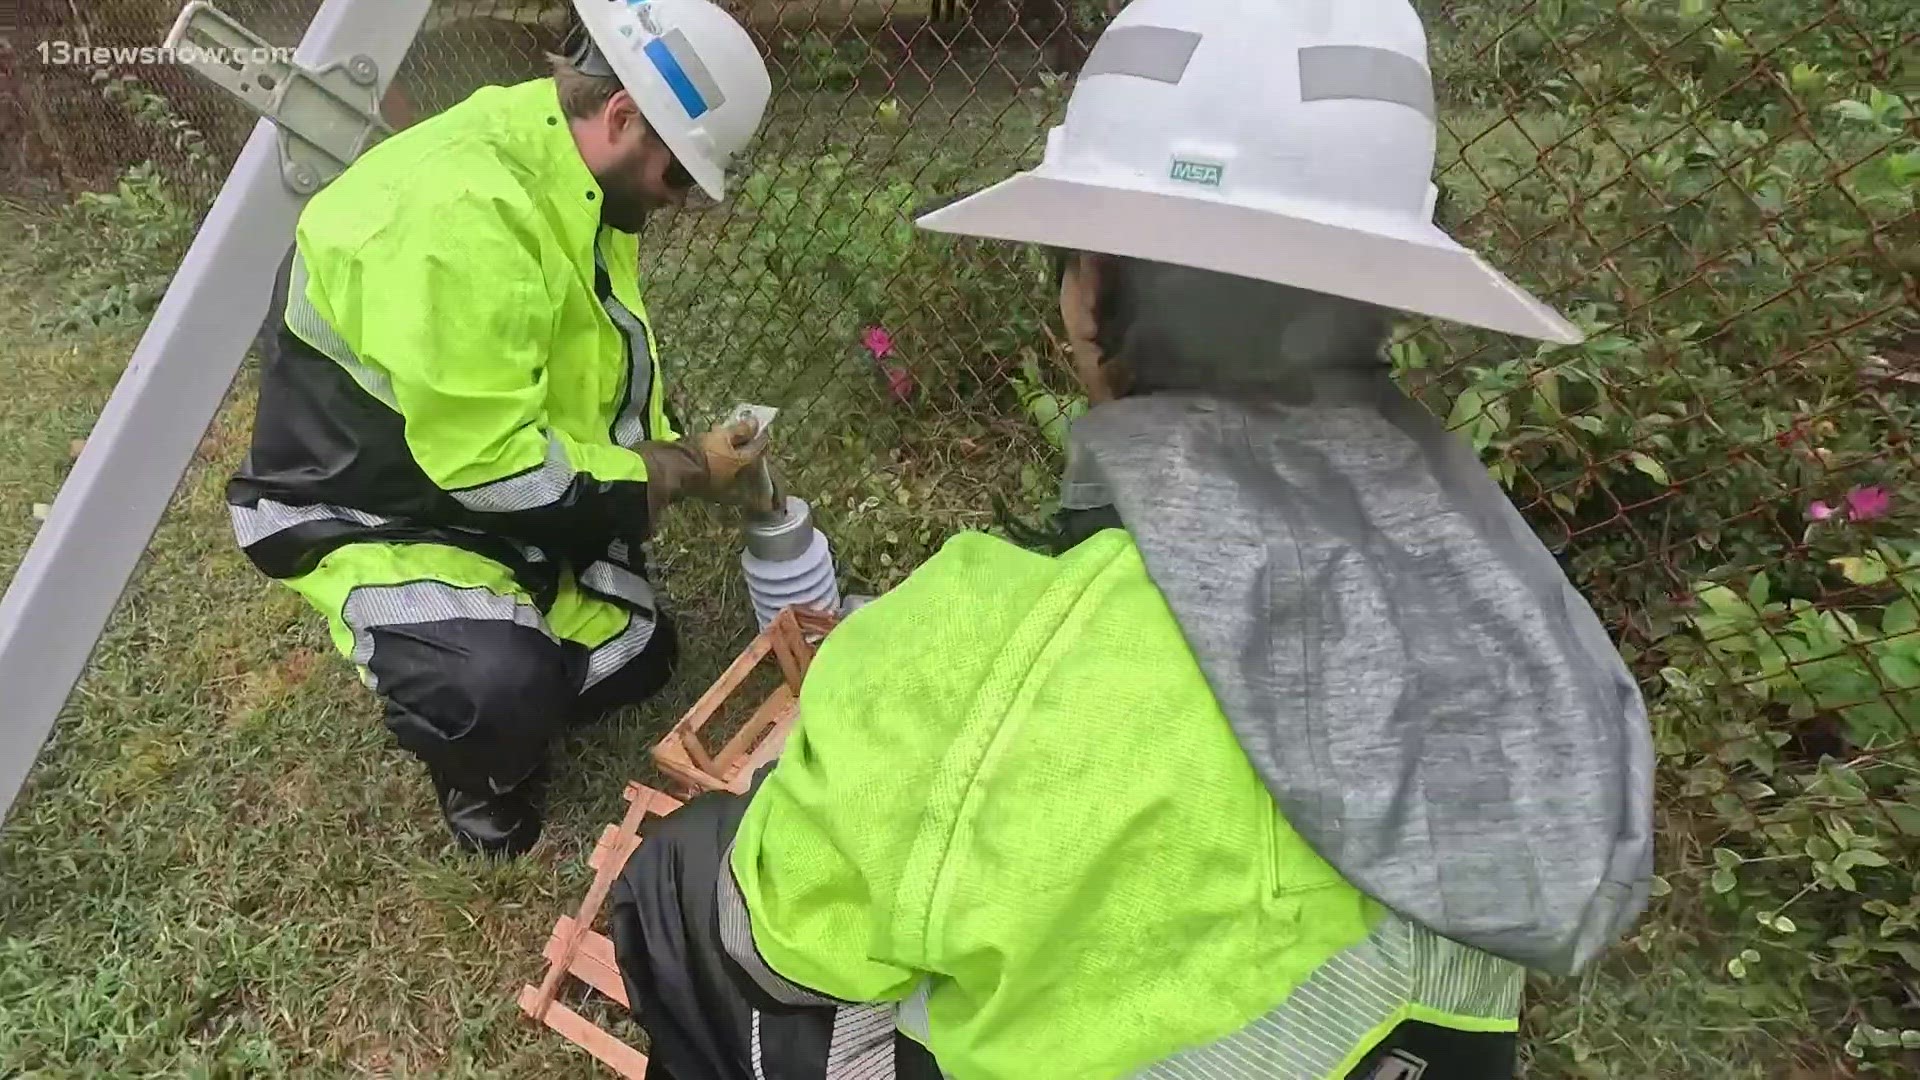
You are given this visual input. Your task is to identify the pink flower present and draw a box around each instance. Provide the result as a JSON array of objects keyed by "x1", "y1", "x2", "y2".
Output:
[
  {"x1": 1807, "y1": 501, "x2": 1835, "y2": 521},
  {"x1": 1845, "y1": 485, "x2": 1891, "y2": 521},
  {"x1": 878, "y1": 361, "x2": 915, "y2": 404},
  {"x1": 861, "y1": 326, "x2": 894, "y2": 359}
]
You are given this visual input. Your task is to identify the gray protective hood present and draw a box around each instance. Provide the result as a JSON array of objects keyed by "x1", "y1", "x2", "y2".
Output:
[{"x1": 1060, "y1": 366, "x2": 1654, "y2": 976}]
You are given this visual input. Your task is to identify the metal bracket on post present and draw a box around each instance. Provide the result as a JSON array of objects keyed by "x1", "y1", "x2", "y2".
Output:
[{"x1": 164, "y1": 1, "x2": 391, "y2": 195}]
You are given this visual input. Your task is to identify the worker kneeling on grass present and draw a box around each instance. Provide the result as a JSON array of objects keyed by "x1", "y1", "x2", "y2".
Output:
[
  {"x1": 224, "y1": 0, "x2": 775, "y2": 859},
  {"x1": 605, "y1": 0, "x2": 1657, "y2": 1077}
]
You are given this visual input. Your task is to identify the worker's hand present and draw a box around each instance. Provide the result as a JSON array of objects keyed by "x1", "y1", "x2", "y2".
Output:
[
  {"x1": 633, "y1": 420, "x2": 775, "y2": 529},
  {"x1": 691, "y1": 418, "x2": 765, "y2": 491}
]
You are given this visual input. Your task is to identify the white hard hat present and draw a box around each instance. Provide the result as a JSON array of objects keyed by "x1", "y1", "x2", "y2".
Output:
[
  {"x1": 570, "y1": 0, "x2": 771, "y2": 201},
  {"x1": 914, "y1": 0, "x2": 1583, "y2": 345}
]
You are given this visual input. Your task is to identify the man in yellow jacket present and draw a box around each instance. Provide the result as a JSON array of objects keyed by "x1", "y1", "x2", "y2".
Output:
[
  {"x1": 225, "y1": 0, "x2": 774, "y2": 858},
  {"x1": 602, "y1": 0, "x2": 1655, "y2": 1077}
]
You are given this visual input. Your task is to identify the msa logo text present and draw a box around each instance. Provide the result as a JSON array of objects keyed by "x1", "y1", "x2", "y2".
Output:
[{"x1": 1168, "y1": 158, "x2": 1224, "y2": 187}]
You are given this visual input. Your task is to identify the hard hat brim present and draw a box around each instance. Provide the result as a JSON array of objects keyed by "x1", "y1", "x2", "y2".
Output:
[{"x1": 914, "y1": 172, "x2": 1585, "y2": 346}]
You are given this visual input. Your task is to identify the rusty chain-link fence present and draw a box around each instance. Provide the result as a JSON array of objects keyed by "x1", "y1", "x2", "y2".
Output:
[{"x1": 5, "y1": 0, "x2": 1919, "y2": 1073}]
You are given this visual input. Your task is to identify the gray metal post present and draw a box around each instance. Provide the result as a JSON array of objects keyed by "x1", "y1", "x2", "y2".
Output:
[{"x1": 0, "y1": 0, "x2": 434, "y2": 827}]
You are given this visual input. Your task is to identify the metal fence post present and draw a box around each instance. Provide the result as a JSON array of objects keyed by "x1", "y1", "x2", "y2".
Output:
[{"x1": 0, "y1": 0, "x2": 435, "y2": 827}]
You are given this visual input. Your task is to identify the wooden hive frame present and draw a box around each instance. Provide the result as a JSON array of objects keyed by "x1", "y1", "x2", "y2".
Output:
[
  {"x1": 519, "y1": 606, "x2": 841, "y2": 1076},
  {"x1": 650, "y1": 605, "x2": 839, "y2": 798}
]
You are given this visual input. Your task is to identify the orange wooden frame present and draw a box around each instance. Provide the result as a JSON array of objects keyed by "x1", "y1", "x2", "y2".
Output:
[
  {"x1": 519, "y1": 606, "x2": 841, "y2": 1075},
  {"x1": 650, "y1": 606, "x2": 838, "y2": 798}
]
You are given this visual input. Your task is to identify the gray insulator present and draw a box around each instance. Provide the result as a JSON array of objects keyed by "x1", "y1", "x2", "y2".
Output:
[{"x1": 741, "y1": 495, "x2": 841, "y2": 631}]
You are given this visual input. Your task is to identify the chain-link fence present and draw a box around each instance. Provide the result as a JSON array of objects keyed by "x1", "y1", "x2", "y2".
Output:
[{"x1": 5, "y1": 0, "x2": 1919, "y2": 1072}]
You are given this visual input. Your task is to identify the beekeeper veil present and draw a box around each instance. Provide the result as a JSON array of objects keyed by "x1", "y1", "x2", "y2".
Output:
[{"x1": 915, "y1": 0, "x2": 1654, "y2": 977}]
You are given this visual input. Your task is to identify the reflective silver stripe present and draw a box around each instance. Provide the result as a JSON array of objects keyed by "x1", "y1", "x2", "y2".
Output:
[
  {"x1": 825, "y1": 1004, "x2": 898, "y2": 1077},
  {"x1": 1298, "y1": 44, "x2": 1435, "y2": 119},
  {"x1": 577, "y1": 558, "x2": 659, "y2": 690},
  {"x1": 613, "y1": 406, "x2": 647, "y2": 449},
  {"x1": 716, "y1": 848, "x2": 842, "y2": 1007},
  {"x1": 1081, "y1": 25, "x2": 1202, "y2": 84},
  {"x1": 719, "y1": 840, "x2": 904, "y2": 1077},
  {"x1": 584, "y1": 610, "x2": 657, "y2": 690},
  {"x1": 750, "y1": 1010, "x2": 767, "y2": 1080},
  {"x1": 285, "y1": 251, "x2": 398, "y2": 408},
  {"x1": 229, "y1": 498, "x2": 387, "y2": 548},
  {"x1": 507, "y1": 538, "x2": 550, "y2": 564},
  {"x1": 579, "y1": 560, "x2": 657, "y2": 614},
  {"x1": 1135, "y1": 914, "x2": 1521, "y2": 1078},
  {"x1": 896, "y1": 982, "x2": 932, "y2": 1045},
  {"x1": 1411, "y1": 920, "x2": 1525, "y2": 1019},
  {"x1": 449, "y1": 433, "x2": 577, "y2": 513},
  {"x1": 341, "y1": 581, "x2": 553, "y2": 689},
  {"x1": 1060, "y1": 443, "x2": 1112, "y2": 511},
  {"x1": 607, "y1": 538, "x2": 632, "y2": 565},
  {"x1": 597, "y1": 248, "x2": 655, "y2": 449}
]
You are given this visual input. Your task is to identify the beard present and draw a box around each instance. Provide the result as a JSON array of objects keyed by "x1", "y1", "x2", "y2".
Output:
[{"x1": 594, "y1": 145, "x2": 658, "y2": 233}]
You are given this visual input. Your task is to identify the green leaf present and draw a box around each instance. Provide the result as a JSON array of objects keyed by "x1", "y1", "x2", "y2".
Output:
[
  {"x1": 1648, "y1": 874, "x2": 1672, "y2": 897},
  {"x1": 1878, "y1": 654, "x2": 1920, "y2": 690},
  {"x1": 1884, "y1": 599, "x2": 1919, "y2": 638},
  {"x1": 1844, "y1": 849, "x2": 1891, "y2": 869},
  {"x1": 1697, "y1": 584, "x2": 1753, "y2": 621},
  {"x1": 1831, "y1": 556, "x2": 1889, "y2": 586},
  {"x1": 1809, "y1": 762, "x2": 1870, "y2": 803},
  {"x1": 1711, "y1": 867, "x2": 1737, "y2": 894},
  {"x1": 1628, "y1": 452, "x2": 1669, "y2": 485},
  {"x1": 1830, "y1": 813, "x2": 1862, "y2": 847},
  {"x1": 1806, "y1": 836, "x2": 1839, "y2": 862},
  {"x1": 1712, "y1": 847, "x2": 1741, "y2": 871},
  {"x1": 1884, "y1": 801, "x2": 1920, "y2": 836},
  {"x1": 1827, "y1": 99, "x2": 1877, "y2": 124},
  {"x1": 1726, "y1": 954, "x2": 1747, "y2": 979},
  {"x1": 1568, "y1": 414, "x2": 1606, "y2": 435},
  {"x1": 1445, "y1": 386, "x2": 1494, "y2": 435},
  {"x1": 1884, "y1": 151, "x2": 1920, "y2": 188},
  {"x1": 1534, "y1": 370, "x2": 1562, "y2": 418},
  {"x1": 1747, "y1": 572, "x2": 1770, "y2": 610}
]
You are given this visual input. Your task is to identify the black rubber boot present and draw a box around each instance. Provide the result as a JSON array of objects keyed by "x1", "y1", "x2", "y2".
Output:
[{"x1": 428, "y1": 762, "x2": 546, "y2": 859}]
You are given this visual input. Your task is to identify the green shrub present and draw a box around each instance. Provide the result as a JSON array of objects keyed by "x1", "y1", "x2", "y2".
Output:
[
  {"x1": 1410, "y1": 4, "x2": 1918, "y2": 1073},
  {"x1": 775, "y1": 30, "x2": 870, "y2": 92},
  {"x1": 22, "y1": 160, "x2": 200, "y2": 333}
]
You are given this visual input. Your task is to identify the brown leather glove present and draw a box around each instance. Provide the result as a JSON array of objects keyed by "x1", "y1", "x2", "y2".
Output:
[
  {"x1": 634, "y1": 419, "x2": 772, "y2": 527},
  {"x1": 691, "y1": 418, "x2": 764, "y2": 492}
]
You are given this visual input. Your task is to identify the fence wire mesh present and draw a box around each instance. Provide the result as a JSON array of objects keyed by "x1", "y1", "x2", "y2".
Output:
[{"x1": 4, "y1": 0, "x2": 1920, "y2": 1072}]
